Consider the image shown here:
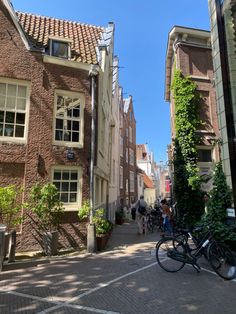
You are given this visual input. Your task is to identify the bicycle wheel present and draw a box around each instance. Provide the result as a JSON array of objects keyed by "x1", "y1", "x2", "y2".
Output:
[
  {"x1": 147, "y1": 218, "x2": 153, "y2": 233},
  {"x1": 207, "y1": 242, "x2": 236, "y2": 280},
  {"x1": 156, "y1": 236, "x2": 186, "y2": 272}
]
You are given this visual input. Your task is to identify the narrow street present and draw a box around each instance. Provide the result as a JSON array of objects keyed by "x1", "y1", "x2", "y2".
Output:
[{"x1": 0, "y1": 222, "x2": 236, "y2": 314}]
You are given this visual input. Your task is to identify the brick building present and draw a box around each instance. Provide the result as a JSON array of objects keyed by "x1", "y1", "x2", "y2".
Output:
[
  {"x1": 0, "y1": 0, "x2": 114, "y2": 251},
  {"x1": 165, "y1": 26, "x2": 220, "y2": 193},
  {"x1": 119, "y1": 93, "x2": 137, "y2": 209}
]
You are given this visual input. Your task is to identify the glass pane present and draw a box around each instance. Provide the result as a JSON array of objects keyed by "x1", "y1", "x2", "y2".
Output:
[
  {"x1": 56, "y1": 118, "x2": 63, "y2": 129},
  {"x1": 16, "y1": 113, "x2": 25, "y2": 124},
  {"x1": 70, "y1": 182, "x2": 77, "y2": 192},
  {"x1": 0, "y1": 83, "x2": 6, "y2": 95},
  {"x1": 52, "y1": 41, "x2": 68, "y2": 58},
  {"x1": 60, "y1": 193, "x2": 68, "y2": 202},
  {"x1": 57, "y1": 95, "x2": 64, "y2": 107},
  {"x1": 7, "y1": 84, "x2": 17, "y2": 97},
  {"x1": 17, "y1": 86, "x2": 26, "y2": 98},
  {"x1": 16, "y1": 98, "x2": 26, "y2": 110},
  {"x1": 73, "y1": 107, "x2": 80, "y2": 117},
  {"x1": 55, "y1": 130, "x2": 63, "y2": 141},
  {"x1": 0, "y1": 124, "x2": 3, "y2": 136},
  {"x1": 70, "y1": 171, "x2": 78, "y2": 180},
  {"x1": 67, "y1": 108, "x2": 72, "y2": 117},
  {"x1": 70, "y1": 193, "x2": 77, "y2": 202},
  {"x1": 0, "y1": 95, "x2": 5, "y2": 108},
  {"x1": 0, "y1": 111, "x2": 4, "y2": 122},
  {"x1": 62, "y1": 182, "x2": 69, "y2": 192},
  {"x1": 15, "y1": 125, "x2": 24, "y2": 137},
  {"x1": 64, "y1": 131, "x2": 71, "y2": 141},
  {"x1": 6, "y1": 96, "x2": 16, "y2": 109},
  {"x1": 62, "y1": 171, "x2": 69, "y2": 180},
  {"x1": 5, "y1": 112, "x2": 15, "y2": 123},
  {"x1": 53, "y1": 181, "x2": 60, "y2": 191},
  {"x1": 72, "y1": 132, "x2": 79, "y2": 142},
  {"x1": 4, "y1": 125, "x2": 14, "y2": 137},
  {"x1": 72, "y1": 121, "x2": 79, "y2": 131},
  {"x1": 53, "y1": 171, "x2": 61, "y2": 180}
]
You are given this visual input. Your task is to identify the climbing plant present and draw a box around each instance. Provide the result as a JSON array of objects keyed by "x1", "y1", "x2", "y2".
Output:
[
  {"x1": 171, "y1": 69, "x2": 204, "y2": 226},
  {"x1": 171, "y1": 69, "x2": 202, "y2": 189}
]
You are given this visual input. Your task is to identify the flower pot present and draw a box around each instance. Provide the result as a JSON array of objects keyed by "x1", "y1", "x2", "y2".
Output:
[
  {"x1": 3, "y1": 232, "x2": 10, "y2": 259},
  {"x1": 96, "y1": 234, "x2": 109, "y2": 251},
  {"x1": 42, "y1": 231, "x2": 59, "y2": 256}
]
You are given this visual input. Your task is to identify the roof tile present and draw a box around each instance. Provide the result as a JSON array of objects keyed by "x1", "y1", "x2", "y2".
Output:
[{"x1": 16, "y1": 11, "x2": 104, "y2": 64}]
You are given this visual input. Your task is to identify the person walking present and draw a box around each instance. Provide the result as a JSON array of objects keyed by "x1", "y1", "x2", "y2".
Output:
[
  {"x1": 131, "y1": 200, "x2": 136, "y2": 221},
  {"x1": 160, "y1": 198, "x2": 173, "y2": 235},
  {"x1": 135, "y1": 195, "x2": 148, "y2": 235}
]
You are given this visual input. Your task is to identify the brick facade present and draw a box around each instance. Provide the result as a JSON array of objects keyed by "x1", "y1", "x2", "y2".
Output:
[{"x1": 0, "y1": 2, "x2": 112, "y2": 251}]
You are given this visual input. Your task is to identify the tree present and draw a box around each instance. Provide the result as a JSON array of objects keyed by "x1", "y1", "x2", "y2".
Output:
[{"x1": 202, "y1": 162, "x2": 234, "y2": 242}]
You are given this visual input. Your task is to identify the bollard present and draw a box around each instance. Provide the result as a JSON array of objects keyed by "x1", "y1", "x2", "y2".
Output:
[{"x1": 0, "y1": 224, "x2": 6, "y2": 272}]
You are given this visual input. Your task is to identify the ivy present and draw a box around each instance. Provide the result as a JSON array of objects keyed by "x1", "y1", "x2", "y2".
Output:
[
  {"x1": 171, "y1": 69, "x2": 202, "y2": 190},
  {"x1": 171, "y1": 70, "x2": 204, "y2": 226}
]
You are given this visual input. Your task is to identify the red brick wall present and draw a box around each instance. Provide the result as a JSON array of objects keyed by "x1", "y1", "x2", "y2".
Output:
[{"x1": 0, "y1": 5, "x2": 91, "y2": 251}]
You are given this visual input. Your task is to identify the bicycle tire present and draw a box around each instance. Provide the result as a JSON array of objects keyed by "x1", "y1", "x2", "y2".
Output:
[
  {"x1": 207, "y1": 242, "x2": 236, "y2": 280},
  {"x1": 156, "y1": 236, "x2": 186, "y2": 272}
]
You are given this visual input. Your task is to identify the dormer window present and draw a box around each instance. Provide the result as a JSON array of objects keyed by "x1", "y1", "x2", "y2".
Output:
[{"x1": 49, "y1": 37, "x2": 71, "y2": 59}]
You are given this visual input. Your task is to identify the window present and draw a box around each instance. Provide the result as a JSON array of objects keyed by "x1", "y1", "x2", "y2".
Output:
[
  {"x1": 120, "y1": 166, "x2": 123, "y2": 188},
  {"x1": 129, "y1": 148, "x2": 134, "y2": 165},
  {"x1": 130, "y1": 171, "x2": 134, "y2": 192},
  {"x1": 0, "y1": 80, "x2": 28, "y2": 141},
  {"x1": 54, "y1": 90, "x2": 84, "y2": 147},
  {"x1": 53, "y1": 167, "x2": 82, "y2": 210},
  {"x1": 120, "y1": 136, "x2": 123, "y2": 156},
  {"x1": 50, "y1": 39, "x2": 70, "y2": 59},
  {"x1": 129, "y1": 126, "x2": 132, "y2": 143},
  {"x1": 197, "y1": 149, "x2": 212, "y2": 162},
  {"x1": 126, "y1": 148, "x2": 129, "y2": 163}
]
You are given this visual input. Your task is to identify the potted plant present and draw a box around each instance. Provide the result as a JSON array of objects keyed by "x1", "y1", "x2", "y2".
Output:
[
  {"x1": 78, "y1": 203, "x2": 113, "y2": 251},
  {"x1": 93, "y1": 208, "x2": 113, "y2": 251},
  {"x1": 0, "y1": 185, "x2": 24, "y2": 262},
  {"x1": 30, "y1": 183, "x2": 64, "y2": 256}
]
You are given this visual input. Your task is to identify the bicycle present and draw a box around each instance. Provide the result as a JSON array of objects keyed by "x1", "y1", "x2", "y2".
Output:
[{"x1": 156, "y1": 226, "x2": 236, "y2": 280}]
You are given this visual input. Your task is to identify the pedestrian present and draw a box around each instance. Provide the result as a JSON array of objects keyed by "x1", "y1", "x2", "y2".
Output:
[
  {"x1": 131, "y1": 200, "x2": 136, "y2": 221},
  {"x1": 160, "y1": 198, "x2": 173, "y2": 235},
  {"x1": 135, "y1": 195, "x2": 148, "y2": 235}
]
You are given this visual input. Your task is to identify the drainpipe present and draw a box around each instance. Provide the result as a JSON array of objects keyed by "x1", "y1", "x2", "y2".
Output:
[{"x1": 87, "y1": 65, "x2": 99, "y2": 253}]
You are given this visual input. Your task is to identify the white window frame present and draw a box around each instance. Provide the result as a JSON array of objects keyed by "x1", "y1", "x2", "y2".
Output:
[
  {"x1": 49, "y1": 36, "x2": 72, "y2": 60},
  {"x1": 53, "y1": 89, "x2": 84, "y2": 148},
  {"x1": 52, "y1": 166, "x2": 82, "y2": 211},
  {"x1": 0, "y1": 77, "x2": 30, "y2": 143}
]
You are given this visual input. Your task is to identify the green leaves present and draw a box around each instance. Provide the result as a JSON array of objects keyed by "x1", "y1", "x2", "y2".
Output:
[
  {"x1": 30, "y1": 183, "x2": 64, "y2": 231},
  {"x1": 0, "y1": 185, "x2": 24, "y2": 232},
  {"x1": 172, "y1": 69, "x2": 205, "y2": 226}
]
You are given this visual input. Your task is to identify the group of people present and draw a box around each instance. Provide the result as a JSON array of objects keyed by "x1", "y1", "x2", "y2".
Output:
[{"x1": 130, "y1": 196, "x2": 173, "y2": 235}]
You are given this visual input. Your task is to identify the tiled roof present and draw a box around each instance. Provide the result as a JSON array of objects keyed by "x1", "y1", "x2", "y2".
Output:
[
  {"x1": 143, "y1": 173, "x2": 154, "y2": 188},
  {"x1": 16, "y1": 11, "x2": 105, "y2": 64}
]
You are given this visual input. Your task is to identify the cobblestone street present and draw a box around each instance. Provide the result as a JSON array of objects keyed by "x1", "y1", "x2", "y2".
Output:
[{"x1": 1, "y1": 222, "x2": 236, "y2": 314}]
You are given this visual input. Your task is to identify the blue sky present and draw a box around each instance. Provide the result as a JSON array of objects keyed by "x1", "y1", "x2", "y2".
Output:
[{"x1": 12, "y1": 0, "x2": 210, "y2": 164}]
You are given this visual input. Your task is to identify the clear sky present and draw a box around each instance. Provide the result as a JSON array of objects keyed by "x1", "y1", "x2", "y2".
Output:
[{"x1": 12, "y1": 0, "x2": 210, "y2": 164}]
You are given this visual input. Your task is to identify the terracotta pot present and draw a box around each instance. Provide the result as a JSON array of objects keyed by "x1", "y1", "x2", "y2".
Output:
[{"x1": 96, "y1": 234, "x2": 109, "y2": 251}]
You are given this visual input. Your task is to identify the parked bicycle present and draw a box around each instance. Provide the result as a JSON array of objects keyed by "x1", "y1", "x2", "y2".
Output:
[{"x1": 156, "y1": 225, "x2": 236, "y2": 280}]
